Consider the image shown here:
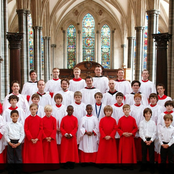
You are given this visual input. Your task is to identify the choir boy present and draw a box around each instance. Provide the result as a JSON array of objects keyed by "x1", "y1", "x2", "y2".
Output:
[
  {"x1": 45, "y1": 68, "x2": 61, "y2": 98},
  {"x1": 158, "y1": 114, "x2": 174, "y2": 174},
  {"x1": 157, "y1": 83, "x2": 172, "y2": 112},
  {"x1": 139, "y1": 70, "x2": 156, "y2": 100},
  {"x1": 79, "y1": 104, "x2": 99, "y2": 164},
  {"x1": 130, "y1": 93, "x2": 145, "y2": 162},
  {"x1": 69, "y1": 67, "x2": 86, "y2": 92},
  {"x1": 3, "y1": 81, "x2": 29, "y2": 113},
  {"x1": 21, "y1": 70, "x2": 38, "y2": 101},
  {"x1": 96, "y1": 105, "x2": 117, "y2": 165},
  {"x1": 125, "y1": 80, "x2": 148, "y2": 106},
  {"x1": 92, "y1": 65, "x2": 109, "y2": 94},
  {"x1": 23, "y1": 104, "x2": 44, "y2": 163},
  {"x1": 115, "y1": 68, "x2": 131, "y2": 95},
  {"x1": 103, "y1": 79, "x2": 119, "y2": 105},
  {"x1": 29, "y1": 80, "x2": 52, "y2": 107},
  {"x1": 42, "y1": 105, "x2": 59, "y2": 164},
  {"x1": 92, "y1": 92, "x2": 105, "y2": 121},
  {"x1": 60, "y1": 105, "x2": 79, "y2": 168},
  {"x1": 118, "y1": 104, "x2": 138, "y2": 165},
  {"x1": 52, "y1": 79, "x2": 74, "y2": 107},
  {"x1": 3, "y1": 95, "x2": 25, "y2": 125},
  {"x1": 80, "y1": 76, "x2": 100, "y2": 105},
  {"x1": 139, "y1": 108, "x2": 156, "y2": 172},
  {"x1": 4, "y1": 110, "x2": 24, "y2": 174}
]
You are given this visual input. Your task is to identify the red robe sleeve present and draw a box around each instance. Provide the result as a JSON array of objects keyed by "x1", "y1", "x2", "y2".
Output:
[
  {"x1": 117, "y1": 119, "x2": 124, "y2": 137},
  {"x1": 110, "y1": 120, "x2": 117, "y2": 139},
  {"x1": 24, "y1": 118, "x2": 33, "y2": 141},
  {"x1": 50, "y1": 118, "x2": 57, "y2": 139},
  {"x1": 99, "y1": 120, "x2": 106, "y2": 139},
  {"x1": 0, "y1": 103, "x2": 2, "y2": 114},
  {"x1": 0, "y1": 133, "x2": 3, "y2": 139},
  {"x1": 131, "y1": 118, "x2": 138, "y2": 136},
  {"x1": 70, "y1": 118, "x2": 78, "y2": 137},
  {"x1": 60, "y1": 118, "x2": 67, "y2": 136},
  {"x1": 37, "y1": 119, "x2": 43, "y2": 140}
]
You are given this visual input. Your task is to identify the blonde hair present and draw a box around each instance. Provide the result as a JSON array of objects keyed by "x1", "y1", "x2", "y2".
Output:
[
  {"x1": 74, "y1": 91, "x2": 82, "y2": 97},
  {"x1": 73, "y1": 67, "x2": 81, "y2": 72},
  {"x1": 44, "y1": 105, "x2": 53, "y2": 111},
  {"x1": 52, "y1": 68, "x2": 59, "y2": 72},
  {"x1": 104, "y1": 105, "x2": 113, "y2": 114},
  {"x1": 123, "y1": 104, "x2": 130, "y2": 110},
  {"x1": 164, "y1": 114, "x2": 173, "y2": 121},
  {"x1": 30, "y1": 103, "x2": 38, "y2": 109}
]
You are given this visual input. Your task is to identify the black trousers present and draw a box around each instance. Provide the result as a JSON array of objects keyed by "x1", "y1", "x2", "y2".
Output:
[{"x1": 141, "y1": 139, "x2": 154, "y2": 164}]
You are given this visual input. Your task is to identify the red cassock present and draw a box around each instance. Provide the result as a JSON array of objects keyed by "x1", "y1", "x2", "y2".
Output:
[
  {"x1": 23, "y1": 115, "x2": 44, "y2": 163},
  {"x1": 118, "y1": 116, "x2": 138, "y2": 164},
  {"x1": 42, "y1": 116, "x2": 59, "y2": 163},
  {"x1": 96, "y1": 116, "x2": 118, "y2": 164},
  {"x1": 60, "y1": 115, "x2": 79, "y2": 163}
]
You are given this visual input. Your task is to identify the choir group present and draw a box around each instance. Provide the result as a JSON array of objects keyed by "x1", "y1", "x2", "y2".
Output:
[{"x1": 0, "y1": 65, "x2": 173, "y2": 174}]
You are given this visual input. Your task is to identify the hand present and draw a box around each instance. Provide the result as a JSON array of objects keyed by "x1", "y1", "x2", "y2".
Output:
[
  {"x1": 46, "y1": 137, "x2": 51, "y2": 142},
  {"x1": 162, "y1": 144, "x2": 169, "y2": 149},
  {"x1": 8, "y1": 142, "x2": 14, "y2": 147},
  {"x1": 105, "y1": 136, "x2": 111, "y2": 140},
  {"x1": 146, "y1": 141, "x2": 152, "y2": 145},
  {"x1": 57, "y1": 128, "x2": 60, "y2": 132},
  {"x1": 12, "y1": 143, "x2": 20, "y2": 148},
  {"x1": 66, "y1": 134, "x2": 72, "y2": 139},
  {"x1": 87, "y1": 132, "x2": 93, "y2": 136},
  {"x1": 123, "y1": 132, "x2": 130, "y2": 137}
]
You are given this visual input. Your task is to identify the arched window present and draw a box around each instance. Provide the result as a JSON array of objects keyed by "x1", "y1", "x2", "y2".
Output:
[
  {"x1": 101, "y1": 24, "x2": 110, "y2": 69},
  {"x1": 82, "y1": 13, "x2": 95, "y2": 61},
  {"x1": 67, "y1": 25, "x2": 76, "y2": 69}
]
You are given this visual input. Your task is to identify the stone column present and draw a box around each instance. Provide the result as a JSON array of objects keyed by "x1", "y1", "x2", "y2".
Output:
[
  {"x1": 121, "y1": 44, "x2": 126, "y2": 67},
  {"x1": 127, "y1": 37, "x2": 135, "y2": 68},
  {"x1": 63, "y1": 30, "x2": 66, "y2": 68},
  {"x1": 6, "y1": 33, "x2": 23, "y2": 92},
  {"x1": 39, "y1": 27, "x2": 42, "y2": 80},
  {"x1": 51, "y1": 44, "x2": 56, "y2": 69},
  {"x1": 135, "y1": 26, "x2": 144, "y2": 81},
  {"x1": 111, "y1": 30, "x2": 115, "y2": 69},
  {"x1": 16, "y1": 9, "x2": 28, "y2": 85},
  {"x1": 146, "y1": 10, "x2": 160, "y2": 82}
]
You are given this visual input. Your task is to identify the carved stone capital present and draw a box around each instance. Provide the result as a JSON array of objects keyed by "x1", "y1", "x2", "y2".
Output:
[
  {"x1": 0, "y1": 56, "x2": 3, "y2": 63},
  {"x1": 146, "y1": 10, "x2": 160, "y2": 16},
  {"x1": 121, "y1": 44, "x2": 126, "y2": 48},
  {"x1": 135, "y1": 26, "x2": 145, "y2": 31},
  {"x1": 32, "y1": 26, "x2": 40, "y2": 30},
  {"x1": 16, "y1": 9, "x2": 28, "y2": 15},
  {"x1": 51, "y1": 44, "x2": 56, "y2": 48}
]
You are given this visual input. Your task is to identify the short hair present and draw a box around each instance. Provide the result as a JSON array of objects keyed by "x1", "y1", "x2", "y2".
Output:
[
  {"x1": 30, "y1": 70, "x2": 37, "y2": 75},
  {"x1": 29, "y1": 103, "x2": 38, "y2": 109},
  {"x1": 85, "y1": 76, "x2": 93, "y2": 81},
  {"x1": 164, "y1": 114, "x2": 173, "y2": 121},
  {"x1": 142, "y1": 69, "x2": 149, "y2": 74},
  {"x1": 123, "y1": 104, "x2": 130, "y2": 110},
  {"x1": 164, "y1": 100, "x2": 174, "y2": 108},
  {"x1": 54, "y1": 93, "x2": 63, "y2": 102},
  {"x1": 149, "y1": 93, "x2": 158, "y2": 102},
  {"x1": 95, "y1": 65, "x2": 102, "y2": 69},
  {"x1": 11, "y1": 110, "x2": 19, "y2": 116},
  {"x1": 157, "y1": 83, "x2": 165, "y2": 89},
  {"x1": 67, "y1": 105, "x2": 74, "y2": 110},
  {"x1": 116, "y1": 92, "x2": 124, "y2": 98},
  {"x1": 37, "y1": 79, "x2": 45, "y2": 86},
  {"x1": 52, "y1": 68, "x2": 59, "y2": 72},
  {"x1": 143, "y1": 108, "x2": 152, "y2": 117},
  {"x1": 11, "y1": 80, "x2": 20, "y2": 87},
  {"x1": 86, "y1": 104, "x2": 93, "y2": 109},
  {"x1": 104, "y1": 105, "x2": 113, "y2": 114},
  {"x1": 94, "y1": 92, "x2": 103, "y2": 98},
  {"x1": 74, "y1": 91, "x2": 82, "y2": 97},
  {"x1": 131, "y1": 80, "x2": 141, "y2": 87},
  {"x1": 61, "y1": 78, "x2": 69, "y2": 85},
  {"x1": 134, "y1": 93, "x2": 142, "y2": 99},
  {"x1": 8, "y1": 95, "x2": 19, "y2": 102},
  {"x1": 117, "y1": 68, "x2": 124, "y2": 73},
  {"x1": 44, "y1": 105, "x2": 52, "y2": 111},
  {"x1": 31, "y1": 93, "x2": 40, "y2": 100},
  {"x1": 73, "y1": 67, "x2": 81, "y2": 72}
]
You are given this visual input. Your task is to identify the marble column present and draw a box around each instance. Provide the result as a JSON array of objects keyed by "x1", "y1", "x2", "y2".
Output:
[
  {"x1": 127, "y1": 37, "x2": 135, "y2": 68},
  {"x1": 51, "y1": 44, "x2": 56, "y2": 69},
  {"x1": 111, "y1": 30, "x2": 115, "y2": 69},
  {"x1": 6, "y1": 33, "x2": 23, "y2": 93},
  {"x1": 39, "y1": 27, "x2": 42, "y2": 80},
  {"x1": 16, "y1": 9, "x2": 28, "y2": 85},
  {"x1": 146, "y1": 10, "x2": 160, "y2": 82},
  {"x1": 168, "y1": 0, "x2": 174, "y2": 98},
  {"x1": 135, "y1": 26, "x2": 144, "y2": 81}
]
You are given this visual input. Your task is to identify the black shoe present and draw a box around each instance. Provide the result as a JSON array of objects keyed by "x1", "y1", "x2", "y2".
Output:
[
  {"x1": 62, "y1": 163, "x2": 68, "y2": 169},
  {"x1": 69, "y1": 162, "x2": 74, "y2": 169}
]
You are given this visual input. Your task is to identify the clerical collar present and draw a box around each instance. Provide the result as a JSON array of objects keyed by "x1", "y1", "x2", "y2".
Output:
[
  {"x1": 73, "y1": 78, "x2": 82, "y2": 81},
  {"x1": 85, "y1": 87, "x2": 96, "y2": 89},
  {"x1": 62, "y1": 89, "x2": 68, "y2": 92},
  {"x1": 9, "y1": 106, "x2": 18, "y2": 110},
  {"x1": 75, "y1": 102, "x2": 81, "y2": 105},
  {"x1": 158, "y1": 94, "x2": 167, "y2": 100},
  {"x1": 114, "y1": 103, "x2": 123, "y2": 107},
  {"x1": 108, "y1": 90, "x2": 117, "y2": 95},
  {"x1": 86, "y1": 114, "x2": 92, "y2": 117},
  {"x1": 53, "y1": 78, "x2": 59, "y2": 81},
  {"x1": 96, "y1": 103, "x2": 102, "y2": 106},
  {"x1": 131, "y1": 92, "x2": 141, "y2": 95},
  {"x1": 164, "y1": 111, "x2": 174, "y2": 114},
  {"x1": 94, "y1": 76, "x2": 103, "y2": 78},
  {"x1": 37, "y1": 92, "x2": 46, "y2": 97},
  {"x1": 142, "y1": 79, "x2": 149, "y2": 82},
  {"x1": 150, "y1": 104, "x2": 157, "y2": 107},
  {"x1": 56, "y1": 104, "x2": 62, "y2": 108},
  {"x1": 135, "y1": 104, "x2": 141, "y2": 106},
  {"x1": 116, "y1": 79, "x2": 125, "y2": 82},
  {"x1": 28, "y1": 81, "x2": 37, "y2": 83}
]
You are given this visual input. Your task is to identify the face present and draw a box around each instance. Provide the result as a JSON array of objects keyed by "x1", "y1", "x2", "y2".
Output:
[
  {"x1": 86, "y1": 78, "x2": 93, "y2": 87},
  {"x1": 108, "y1": 80, "x2": 115, "y2": 90},
  {"x1": 37, "y1": 81, "x2": 45, "y2": 91},
  {"x1": 61, "y1": 81, "x2": 69, "y2": 90},
  {"x1": 166, "y1": 105, "x2": 174, "y2": 112},
  {"x1": 11, "y1": 113, "x2": 19, "y2": 123},
  {"x1": 94, "y1": 67, "x2": 102, "y2": 76},
  {"x1": 55, "y1": 98, "x2": 62, "y2": 105},
  {"x1": 74, "y1": 96, "x2": 82, "y2": 103},
  {"x1": 116, "y1": 96, "x2": 123, "y2": 104},
  {"x1": 150, "y1": 97, "x2": 157, "y2": 105},
  {"x1": 86, "y1": 106, "x2": 93, "y2": 115},
  {"x1": 30, "y1": 72, "x2": 37, "y2": 81},
  {"x1": 105, "y1": 110, "x2": 112, "y2": 117},
  {"x1": 45, "y1": 109, "x2": 52, "y2": 117},
  {"x1": 10, "y1": 99, "x2": 18, "y2": 105},
  {"x1": 95, "y1": 95, "x2": 102, "y2": 103},
  {"x1": 30, "y1": 106, "x2": 38, "y2": 115},
  {"x1": 134, "y1": 97, "x2": 141, "y2": 104},
  {"x1": 67, "y1": 106, "x2": 74, "y2": 115},
  {"x1": 117, "y1": 70, "x2": 124, "y2": 79},
  {"x1": 12, "y1": 83, "x2": 20, "y2": 93},
  {"x1": 165, "y1": 118, "x2": 172, "y2": 127},
  {"x1": 32, "y1": 97, "x2": 40, "y2": 104},
  {"x1": 132, "y1": 82, "x2": 140, "y2": 92},
  {"x1": 52, "y1": 69, "x2": 60, "y2": 78},
  {"x1": 142, "y1": 71, "x2": 149, "y2": 80},
  {"x1": 74, "y1": 70, "x2": 80, "y2": 77},
  {"x1": 144, "y1": 112, "x2": 151, "y2": 121},
  {"x1": 123, "y1": 108, "x2": 130, "y2": 116},
  {"x1": 157, "y1": 86, "x2": 165, "y2": 95}
]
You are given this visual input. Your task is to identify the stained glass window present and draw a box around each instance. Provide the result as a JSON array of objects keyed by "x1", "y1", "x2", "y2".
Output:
[
  {"x1": 144, "y1": 15, "x2": 148, "y2": 69},
  {"x1": 82, "y1": 13, "x2": 95, "y2": 61},
  {"x1": 101, "y1": 25, "x2": 110, "y2": 69},
  {"x1": 28, "y1": 14, "x2": 34, "y2": 70},
  {"x1": 67, "y1": 25, "x2": 76, "y2": 69}
]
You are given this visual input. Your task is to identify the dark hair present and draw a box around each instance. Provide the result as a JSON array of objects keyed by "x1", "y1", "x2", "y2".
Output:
[
  {"x1": 11, "y1": 110, "x2": 19, "y2": 116},
  {"x1": 11, "y1": 80, "x2": 20, "y2": 87},
  {"x1": 30, "y1": 70, "x2": 37, "y2": 76},
  {"x1": 31, "y1": 93, "x2": 40, "y2": 100},
  {"x1": 86, "y1": 104, "x2": 93, "y2": 109},
  {"x1": 149, "y1": 93, "x2": 158, "y2": 102},
  {"x1": 164, "y1": 100, "x2": 174, "y2": 107},
  {"x1": 116, "y1": 92, "x2": 124, "y2": 98},
  {"x1": 95, "y1": 65, "x2": 102, "y2": 69},
  {"x1": 8, "y1": 95, "x2": 19, "y2": 102},
  {"x1": 131, "y1": 80, "x2": 141, "y2": 87},
  {"x1": 157, "y1": 83, "x2": 165, "y2": 89},
  {"x1": 85, "y1": 76, "x2": 93, "y2": 81},
  {"x1": 67, "y1": 105, "x2": 74, "y2": 110},
  {"x1": 61, "y1": 78, "x2": 69, "y2": 85},
  {"x1": 94, "y1": 92, "x2": 103, "y2": 98},
  {"x1": 143, "y1": 108, "x2": 152, "y2": 117}
]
